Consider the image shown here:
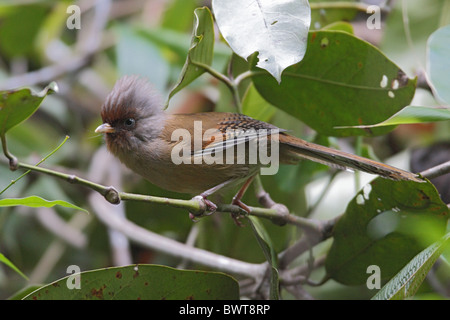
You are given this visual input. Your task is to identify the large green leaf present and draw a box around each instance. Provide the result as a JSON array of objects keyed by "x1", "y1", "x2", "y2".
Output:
[
  {"x1": 372, "y1": 233, "x2": 450, "y2": 300},
  {"x1": 23, "y1": 264, "x2": 239, "y2": 300},
  {"x1": 325, "y1": 178, "x2": 449, "y2": 285},
  {"x1": 252, "y1": 31, "x2": 417, "y2": 137},
  {"x1": 167, "y1": 7, "x2": 215, "y2": 104},
  {"x1": 427, "y1": 25, "x2": 450, "y2": 105},
  {"x1": 0, "y1": 82, "x2": 58, "y2": 136}
]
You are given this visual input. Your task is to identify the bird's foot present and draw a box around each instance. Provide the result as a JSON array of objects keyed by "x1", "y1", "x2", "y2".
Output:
[{"x1": 230, "y1": 197, "x2": 251, "y2": 227}]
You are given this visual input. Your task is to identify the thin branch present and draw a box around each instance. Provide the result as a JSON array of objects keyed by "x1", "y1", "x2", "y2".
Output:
[
  {"x1": 420, "y1": 160, "x2": 450, "y2": 180},
  {"x1": 278, "y1": 216, "x2": 338, "y2": 269},
  {"x1": 7, "y1": 157, "x2": 328, "y2": 231}
]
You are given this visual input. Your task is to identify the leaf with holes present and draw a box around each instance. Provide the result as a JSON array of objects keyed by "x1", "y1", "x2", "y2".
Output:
[
  {"x1": 325, "y1": 178, "x2": 449, "y2": 285},
  {"x1": 251, "y1": 31, "x2": 417, "y2": 137},
  {"x1": 23, "y1": 264, "x2": 239, "y2": 300}
]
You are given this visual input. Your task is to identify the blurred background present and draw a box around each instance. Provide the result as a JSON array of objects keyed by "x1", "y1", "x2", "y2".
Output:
[{"x1": 0, "y1": 0, "x2": 449, "y2": 299}]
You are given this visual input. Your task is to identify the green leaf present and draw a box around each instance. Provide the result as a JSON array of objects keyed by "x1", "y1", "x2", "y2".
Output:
[
  {"x1": 0, "y1": 196, "x2": 88, "y2": 213},
  {"x1": 247, "y1": 216, "x2": 280, "y2": 300},
  {"x1": 252, "y1": 31, "x2": 417, "y2": 137},
  {"x1": 212, "y1": 0, "x2": 311, "y2": 83},
  {"x1": 166, "y1": 7, "x2": 215, "y2": 104},
  {"x1": 0, "y1": 82, "x2": 58, "y2": 136},
  {"x1": 23, "y1": 264, "x2": 239, "y2": 300},
  {"x1": 0, "y1": 252, "x2": 28, "y2": 280},
  {"x1": 242, "y1": 84, "x2": 277, "y2": 122},
  {"x1": 372, "y1": 233, "x2": 450, "y2": 300},
  {"x1": 325, "y1": 178, "x2": 449, "y2": 285},
  {"x1": 427, "y1": 25, "x2": 450, "y2": 105},
  {"x1": 336, "y1": 106, "x2": 450, "y2": 129}
]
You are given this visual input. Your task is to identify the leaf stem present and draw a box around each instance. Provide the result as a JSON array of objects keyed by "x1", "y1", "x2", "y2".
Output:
[
  {"x1": 190, "y1": 60, "x2": 245, "y2": 112},
  {"x1": 190, "y1": 61, "x2": 234, "y2": 91},
  {"x1": 1, "y1": 134, "x2": 17, "y2": 170}
]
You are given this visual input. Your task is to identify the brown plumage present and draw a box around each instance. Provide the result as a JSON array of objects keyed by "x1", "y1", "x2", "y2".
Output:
[{"x1": 96, "y1": 76, "x2": 422, "y2": 210}]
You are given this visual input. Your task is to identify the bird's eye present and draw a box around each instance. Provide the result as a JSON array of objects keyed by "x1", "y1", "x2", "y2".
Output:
[{"x1": 124, "y1": 118, "x2": 136, "y2": 128}]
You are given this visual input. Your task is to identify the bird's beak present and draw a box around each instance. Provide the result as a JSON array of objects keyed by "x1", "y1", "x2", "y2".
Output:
[{"x1": 95, "y1": 123, "x2": 115, "y2": 134}]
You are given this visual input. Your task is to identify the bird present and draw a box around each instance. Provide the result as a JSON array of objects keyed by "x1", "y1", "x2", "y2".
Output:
[{"x1": 95, "y1": 75, "x2": 423, "y2": 220}]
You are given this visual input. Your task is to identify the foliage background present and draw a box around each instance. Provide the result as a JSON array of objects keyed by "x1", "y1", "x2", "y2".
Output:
[{"x1": 0, "y1": 0, "x2": 449, "y2": 299}]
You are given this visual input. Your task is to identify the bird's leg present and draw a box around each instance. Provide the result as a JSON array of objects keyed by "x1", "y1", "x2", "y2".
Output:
[
  {"x1": 189, "y1": 179, "x2": 235, "y2": 221},
  {"x1": 230, "y1": 175, "x2": 256, "y2": 226}
]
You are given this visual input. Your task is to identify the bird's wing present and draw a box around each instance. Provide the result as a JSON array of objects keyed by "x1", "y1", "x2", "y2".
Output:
[{"x1": 192, "y1": 113, "x2": 285, "y2": 158}]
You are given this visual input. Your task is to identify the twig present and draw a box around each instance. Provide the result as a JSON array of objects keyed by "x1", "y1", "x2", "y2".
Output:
[
  {"x1": 278, "y1": 217, "x2": 338, "y2": 269},
  {"x1": 420, "y1": 160, "x2": 450, "y2": 180}
]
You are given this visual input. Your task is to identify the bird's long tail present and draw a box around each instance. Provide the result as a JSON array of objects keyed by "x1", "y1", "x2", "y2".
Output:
[{"x1": 279, "y1": 133, "x2": 423, "y2": 183}]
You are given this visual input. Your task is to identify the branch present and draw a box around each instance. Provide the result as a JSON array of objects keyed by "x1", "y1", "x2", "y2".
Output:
[
  {"x1": 3, "y1": 155, "x2": 329, "y2": 231},
  {"x1": 420, "y1": 160, "x2": 450, "y2": 179}
]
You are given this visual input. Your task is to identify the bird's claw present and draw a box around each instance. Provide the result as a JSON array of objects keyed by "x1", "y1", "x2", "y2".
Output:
[{"x1": 230, "y1": 198, "x2": 251, "y2": 227}]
